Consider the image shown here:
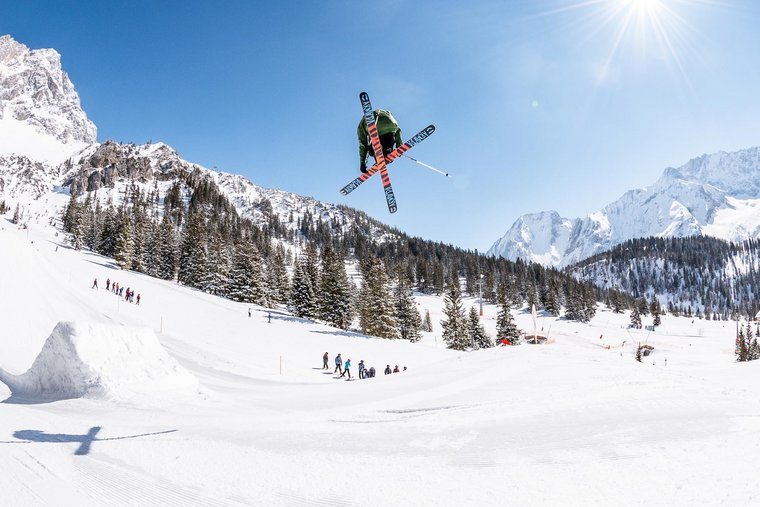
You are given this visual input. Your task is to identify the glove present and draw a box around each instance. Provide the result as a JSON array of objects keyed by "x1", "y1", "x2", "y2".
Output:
[{"x1": 360, "y1": 162, "x2": 368, "y2": 174}]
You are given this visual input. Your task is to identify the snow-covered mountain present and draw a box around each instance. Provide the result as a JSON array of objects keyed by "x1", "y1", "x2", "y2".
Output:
[
  {"x1": 488, "y1": 147, "x2": 760, "y2": 268},
  {"x1": 0, "y1": 35, "x2": 383, "y2": 242},
  {"x1": 0, "y1": 35, "x2": 95, "y2": 161}
]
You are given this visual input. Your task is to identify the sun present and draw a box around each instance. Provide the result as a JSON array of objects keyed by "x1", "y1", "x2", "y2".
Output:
[
  {"x1": 626, "y1": 0, "x2": 663, "y2": 12},
  {"x1": 538, "y1": 0, "x2": 716, "y2": 84}
]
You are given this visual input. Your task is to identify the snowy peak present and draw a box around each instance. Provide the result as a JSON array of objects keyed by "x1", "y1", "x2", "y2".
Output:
[
  {"x1": 488, "y1": 145, "x2": 760, "y2": 267},
  {"x1": 660, "y1": 147, "x2": 760, "y2": 199},
  {"x1": 487, "y1": 211, "x2": 575, "y2": 266},
  {"x1": 0, "y1": 35, "x2": 96, "y2": 157}
]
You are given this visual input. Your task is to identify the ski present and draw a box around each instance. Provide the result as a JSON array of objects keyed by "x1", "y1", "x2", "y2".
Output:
[
  {"x1": 339, "y1": 124, "x2": 436, "y2": 196},
  {"x1": 359, "y1": 91, "x2": 397, "y2": 213}
]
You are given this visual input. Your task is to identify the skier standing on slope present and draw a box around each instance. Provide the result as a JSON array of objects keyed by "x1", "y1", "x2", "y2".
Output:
[
  {"x1": 92, "y1": 278, "x2": 98, "y2": 289},
  {"x1": 341, "y1": 358, "x2": 352, "y2": 379},
  {"x1": 334, "y1": 353, "x2": 343, "y2": 375},
  {"x1": 322, "y1": 352, "x2": 329, "y2": 370},
  {"x1": 358, "y1": 360, "x2": 365, "y2": 379},
  {"x1": 384, "y1": 365, "x2": 392, "y2": 375},
  {"x1": 357, "y1": 109, "x2": 403, "y2": 173}
]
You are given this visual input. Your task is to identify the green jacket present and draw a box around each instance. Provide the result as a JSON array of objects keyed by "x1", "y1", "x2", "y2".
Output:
[{"x1": 357, "y1": 109, "x2": 403, "y2": 163}]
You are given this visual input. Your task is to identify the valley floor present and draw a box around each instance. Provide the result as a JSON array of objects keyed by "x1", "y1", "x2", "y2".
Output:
[{"x1": 0, "y1": 213, "x2": 758, "y2": 506}]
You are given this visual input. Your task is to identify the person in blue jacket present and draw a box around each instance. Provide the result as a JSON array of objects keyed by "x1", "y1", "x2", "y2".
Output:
[
  {"x1": 340, "y1": 358, "x2": 352, "y2": 379},
  {"x1": 334, "y1": 353, "x2": 343, "y2": 375}
]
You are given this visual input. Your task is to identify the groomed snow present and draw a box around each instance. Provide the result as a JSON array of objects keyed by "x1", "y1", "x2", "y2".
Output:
[{"x1": 0, "y1": 215, "x2": 759, "y2": 506}]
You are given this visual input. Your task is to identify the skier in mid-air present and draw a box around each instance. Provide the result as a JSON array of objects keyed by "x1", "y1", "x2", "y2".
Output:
[{"x1": 357, "y1": 109, "x2": 403, "y2": 173}]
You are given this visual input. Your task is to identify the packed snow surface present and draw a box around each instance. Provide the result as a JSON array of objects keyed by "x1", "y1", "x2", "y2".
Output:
[
  {"x1": 0, "y1": 321, "x2": 199, "y2": 401},
  {"x1": 0, "y1": 216, "x2": 759, "y2": 506}
]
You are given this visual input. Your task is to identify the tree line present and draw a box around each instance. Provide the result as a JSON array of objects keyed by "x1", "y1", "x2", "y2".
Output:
[
  {"x1": 569, "y1": 235, "x2": 760, "y2": 320},
  {"x1": 59, "y1": 165, "x2": 613, "y2": 348}
]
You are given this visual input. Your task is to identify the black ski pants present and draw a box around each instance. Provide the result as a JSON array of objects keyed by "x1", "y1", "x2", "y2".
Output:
[{"x1": 368, "y1": 133, "x2": 397, "y2": 159}]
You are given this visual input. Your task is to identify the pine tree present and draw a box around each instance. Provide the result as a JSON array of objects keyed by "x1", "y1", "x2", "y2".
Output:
[
  {"x1": 495, "y1": 283, "x2": 520, "y2": 344},
  {"x1": 582, "y1": 285, "x2": 597, "y2": 322},
  {"x1": 736, "y1": 325, "x2": 748, "y2": 362},
  {"x1": 637, "y1": 298, "x2": 649, "y2": 317},
  {"x1": 318, "y1": 245, "x2": 353, "y2": 330},
  {"x1": 228, "y1": 240, "x2": 266, "y2": 304},
  {"x1": 303, "y1": 243, "x2": 321, "y2": 296},
  {"x1": 610, "y1": 291, "x2": 625, "y2": 313},
  {"x1": 205, "y1": 232, "x2": 232, "y2": 296},
  {"x1": 432, "y1": 262, "x2": 445, "y2": 295},
  {"x1": 541, "y1": 279, "x2": 561, "y2": 316},
  {"x1": 750, "y1": 324, "x2": 760, "y2": 361},
  {"x1": 155, "y1": 214, "x2": 178, "y2": 280},
  {"x1": 290, "y1": 257, "x2": 318, "y2": 319},
  {"x1": 468, "y1": 306, "x2": 493, "y2": 349},
  {"x1": 178, "y1": 210, "x2": 208, "y2": 288},
  {"x1": 84, "y1": 199, "x2": 101, "y2": 251},
  {"x1": 651, "y1": 297, "x2": 662, "y2": 327},
  {"x1": 130, "y1": 205, "x2": 148, "y2": 272},
  {"x1": 441, "y1": 282, "x2": 469, "y2": 350},
  {"x1": 113, "y1": 212, "x2": 133, "y2": 268},
  {"x1": 394, "y1": 271, "x2": 422, "y2": 342},
  {"x1": 563, "y1": 284, "x2": 584, "y2": 321},
  {"x1": 358, "y1": 260, "x2": 400, "y2": 339},
  {"x1": 98, "y1": 205, "x2": 118, "y2": 257},
  {"x1": 267, "y1": 245, "x2": 290, "y2": 305},
  {"x1": 526, "y1": 285, "x2": 539, "y2": 313},
  {"x1": 62, "y1": 195, "x2": 79, "y2": 230},
  {"x1": 630, "y1": 305, "x2": 642, "y2": 329}
]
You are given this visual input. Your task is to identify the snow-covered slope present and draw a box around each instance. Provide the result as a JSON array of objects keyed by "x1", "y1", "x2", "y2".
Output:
[
  {"x1": 1, "y1": 206, "x2": 759, "y2": 506},
  {"x1": 488, "y1": 147, "x2": 760, "y2": 267}
]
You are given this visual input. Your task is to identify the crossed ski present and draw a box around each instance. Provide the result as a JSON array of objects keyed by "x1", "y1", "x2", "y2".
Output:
[
  {"x1": 340, "y1": 92, "x2": 435, "y2": 213},
  {"x1": 339, "y1": 124, "x2": 436, "y2": 196}
]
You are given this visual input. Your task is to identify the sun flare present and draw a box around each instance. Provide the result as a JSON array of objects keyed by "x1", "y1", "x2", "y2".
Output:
[
  {"x1": 626, "y1": 0, "x2": 663, "y2": 12},
  {"x1": 540, "y1": 0, "x2": 717, "y2": 85}
]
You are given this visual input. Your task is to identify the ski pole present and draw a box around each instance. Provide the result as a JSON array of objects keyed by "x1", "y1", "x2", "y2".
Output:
[{"x1": 402, "y1": 154, "x2": 451, "y2": 177}]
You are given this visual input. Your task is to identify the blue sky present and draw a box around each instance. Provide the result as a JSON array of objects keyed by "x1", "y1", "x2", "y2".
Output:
[{"x1": 3, "y1": 0, "x2": 760, "y2": 250}]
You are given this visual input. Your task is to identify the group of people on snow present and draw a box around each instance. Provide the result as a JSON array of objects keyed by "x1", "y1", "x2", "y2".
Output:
[
  {"x1": 323, "y1": 352, "x2": 405, "y2": 380},
  {"x1": 92, "y1": 277, "x2": 142, "y2": 305}
]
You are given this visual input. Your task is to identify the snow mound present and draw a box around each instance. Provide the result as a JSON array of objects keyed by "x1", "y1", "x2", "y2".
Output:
[{"x1": 0, "y1": 322, "x2": 198, "y2": 401}]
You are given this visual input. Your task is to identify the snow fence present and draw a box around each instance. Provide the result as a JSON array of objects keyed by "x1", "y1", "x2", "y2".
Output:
[{"x1": 0, "y1": 321, "x2": 198, "y2": 401}]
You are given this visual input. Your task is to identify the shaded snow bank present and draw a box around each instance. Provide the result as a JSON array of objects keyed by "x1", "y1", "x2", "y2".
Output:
[{"x1": 0, "y1": 321, "x2": 198, "y2": 401}]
